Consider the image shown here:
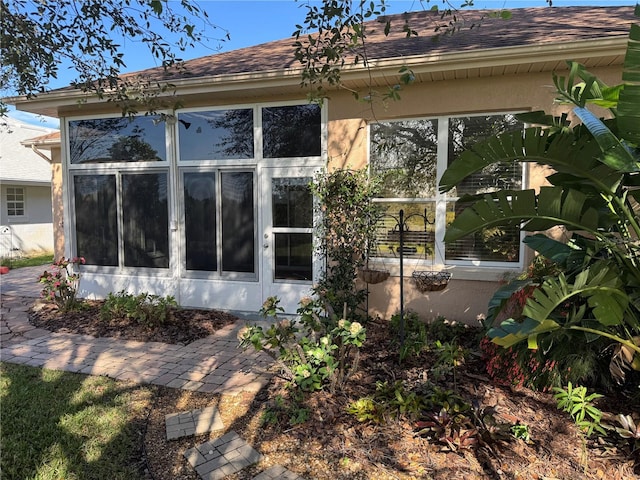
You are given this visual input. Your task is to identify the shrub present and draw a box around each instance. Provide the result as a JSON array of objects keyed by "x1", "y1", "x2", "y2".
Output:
[
  {"x1": 239, "y1": 296, "x2": 365, "y2": 393},
  {"x1": 38, "y1": 256, "x2": 85, "y2": 312},
  {"x1": 100, "y1": 291, "x2": 177, "y2": 327},
  {"x1": 389, "y1": 310, "x2": 428, "y2": 362}
]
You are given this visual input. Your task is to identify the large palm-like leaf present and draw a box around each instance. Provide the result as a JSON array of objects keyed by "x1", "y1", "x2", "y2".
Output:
[
  {"x1": 442, "y1": 7, "x2": 640, "y2": 381},
  {"x1": 444, "y1": 186, "x2": 600, "y2": 243},
  {"x1": 440, "y1": 127, "x2": 627, "y2": 202},
  {"x1": 617, "y1": 5, "x2": 640, "y2": 146}
]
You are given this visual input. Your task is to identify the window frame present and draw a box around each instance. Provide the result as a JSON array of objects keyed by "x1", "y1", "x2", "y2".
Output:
[
  {"x1": 5, "y1": 186, "x2": 26, "y2": 220},
  {"x1": 65, "y1": 111, "x2": 173, "y2": 274},
  {"x1": 368, "y1": 112, "x2": 527, "y2": 278},
  {"x1": 178, "y1": 166, "x2": 258, "y2": 281}
]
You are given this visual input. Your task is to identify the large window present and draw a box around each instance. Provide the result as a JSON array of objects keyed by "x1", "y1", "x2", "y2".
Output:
[
  {"x1": 69, "y1": 103, "x2": 322, "y2": 277},
  {"x1": 69, "y1": 116, "x2": 166, "y2": 164},
  {"x1": 183, "y1": 170, "x2": 256, "y2": 275},
  {"x1": 370, "y1": 113, "x2": 524, "y2": 265},
  {"x1": 69, "y1": 115, "x2": 170, "y2": 269}
]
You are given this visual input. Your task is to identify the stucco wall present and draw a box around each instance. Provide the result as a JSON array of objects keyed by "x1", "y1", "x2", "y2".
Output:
[
  {"x1": 50, "y1": 151, "x2": 65, "y2": 260},
  {"x1": 45, "y1": 63, "x2": 623, "y2": 322}
]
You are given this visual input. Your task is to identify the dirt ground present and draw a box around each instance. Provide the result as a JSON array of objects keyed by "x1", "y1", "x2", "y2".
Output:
[{"x1": 30, "y1": 303, "x2": 640, "y2": 480}]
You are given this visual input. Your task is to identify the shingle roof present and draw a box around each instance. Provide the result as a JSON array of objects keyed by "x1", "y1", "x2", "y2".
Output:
[
  {"x1": 0, "y1": 117, "x2": 56, "y2": 184},
  {"x1": 122, "y1": 6, "x2": 635, "y2": 82}
]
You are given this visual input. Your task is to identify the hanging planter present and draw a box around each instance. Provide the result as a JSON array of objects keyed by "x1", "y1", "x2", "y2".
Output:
[
  {"x1": 358, "y1": 267, "x2": 390, "y2": 285},
  {"x1": 412, "y1": 270, "x2": 451, "y2": 292}
]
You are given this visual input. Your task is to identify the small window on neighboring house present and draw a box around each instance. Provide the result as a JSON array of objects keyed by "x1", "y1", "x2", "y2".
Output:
[{"x1": 6, "y1": 187, "x2": 25, "y2": 218}]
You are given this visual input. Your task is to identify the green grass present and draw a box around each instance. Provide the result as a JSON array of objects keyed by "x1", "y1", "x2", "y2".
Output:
[
  {"x1": 0, "y1": 252, "x2": 54, "y2": 268},
  {"x1": 0, "y1": 362, "x2": 154, "y2": 480}
]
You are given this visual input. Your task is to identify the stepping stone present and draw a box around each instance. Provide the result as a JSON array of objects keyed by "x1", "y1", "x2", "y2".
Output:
[
  {"x1": 253, "y1": 464, "x2": 305, "y2": 479},
  {"x1": 165, "y1": 406, "x2": 224, "y2": 440},
  {"x1": 184, "y1": 430, "x2": 262, "y2": 480}
]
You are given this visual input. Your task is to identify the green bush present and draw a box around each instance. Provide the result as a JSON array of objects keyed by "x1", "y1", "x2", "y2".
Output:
[
  {"x1": 239, "y1": 296, "x2": 365, "y2": 393},
  {"x1": 101, "y1": 291, "x2": 177, "y2": 327},
  {"x1": 389, "y1": 310, "x2": 428, "y2": 362}
]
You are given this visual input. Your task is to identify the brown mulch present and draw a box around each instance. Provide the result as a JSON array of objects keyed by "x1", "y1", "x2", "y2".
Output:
[
  {"x1": 27, "y1": 303, "x2": 640, "y2": 480},
  {"x1": 29, "y1": 300, "x2": 238, "y2": 345}
]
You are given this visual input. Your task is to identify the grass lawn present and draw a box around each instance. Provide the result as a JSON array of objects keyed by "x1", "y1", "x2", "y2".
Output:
[
  {"x1": 0, "y1": 362, "x2": 154, "y2": 480},
  {"x1": 0, "y1": 253, "x2": 54, "y2": 269}
]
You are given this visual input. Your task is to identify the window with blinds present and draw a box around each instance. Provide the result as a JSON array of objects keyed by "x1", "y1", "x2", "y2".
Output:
[{"x1": 370, "y1": 113, "x2": 524, "y2": 265}]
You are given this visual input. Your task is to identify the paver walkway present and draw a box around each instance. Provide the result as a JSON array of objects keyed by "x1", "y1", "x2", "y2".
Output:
[{"x1": 0, "y1": 267, "x2": 304, "y2": 479}]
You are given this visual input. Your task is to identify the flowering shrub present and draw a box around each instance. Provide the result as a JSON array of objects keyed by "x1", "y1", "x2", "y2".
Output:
[
  {"x1": 239, "y1": 296, "x2": 366, "y2": 393},
  {"x1": 39, "y1": 256, "x2": 85, "y2": 312}
]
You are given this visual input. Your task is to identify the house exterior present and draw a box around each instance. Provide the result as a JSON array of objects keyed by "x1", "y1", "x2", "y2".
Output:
[
  {"x1": 0, "y1": 117, "x2": 57, "y2": 259},
  {"x1": 7, "y1": 6, "x2": 636, "y2": 321}
]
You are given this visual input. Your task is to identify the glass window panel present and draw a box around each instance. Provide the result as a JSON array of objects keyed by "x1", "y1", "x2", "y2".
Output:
[
  {"x1": 122, "y1": 173, "x2": 169, "y2": 268},
  {"x1": 444, "y1": 201, "x2": 520, "y2": 262},
  {"x1": 184, "y1": 172, "x2": 217, "y2": 271},
  {"x1": 274, "y1": 233, "x2": 312, "y2": 280},
  {"x1": 447, "y1": 114, "x2": 523, "y2": 197},
  {"x1": 69, "y1": 116, "x2": 166, "y2": 164},
  {"x1": 272, "y1": 177, "x2": 313, "y2": 228},
  {"x1": 74, "y1": 175, "x2": 118, "y2": 266},
  {"x1": 374, "y1": 202, "x2": 436, "y2": 260},
  {"x1": 262, "y1": 105, "x2": 321, "y2": 158},
  {"x1": 6, "y1": 187, "x2": 25, "y2": 216},
  {"x1": 370, "y1": 119, "x2": 438, "y2": 198},
  {"x1": 221, "y1": 172, "x2": 255, "y2": 273},
  {"x1": 178, "y1": 110, "x2": 254, "y2": 160}
]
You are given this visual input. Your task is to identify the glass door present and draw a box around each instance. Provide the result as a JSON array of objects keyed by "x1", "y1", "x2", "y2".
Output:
[{"x1": 262, "y1": 167, "x2": 318, "y2": 312}]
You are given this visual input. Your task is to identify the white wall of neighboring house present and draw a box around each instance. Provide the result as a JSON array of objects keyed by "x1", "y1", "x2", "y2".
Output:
[{"x1": 0, "y1": 117, "x2": 57, "y2": 259}]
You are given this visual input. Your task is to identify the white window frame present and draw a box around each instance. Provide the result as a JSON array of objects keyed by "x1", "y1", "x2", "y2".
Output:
[
  {"x1": 6, "y1": 186, "x2": 26, "y2": 220},
  {"x1": 368, "y1": 112, "x2": 527, "y2": 281}
]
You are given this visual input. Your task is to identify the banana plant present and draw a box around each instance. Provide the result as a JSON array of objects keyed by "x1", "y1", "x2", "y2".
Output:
[{"x1": 439, "y1": 5, "x2": 640, "y2": 382}]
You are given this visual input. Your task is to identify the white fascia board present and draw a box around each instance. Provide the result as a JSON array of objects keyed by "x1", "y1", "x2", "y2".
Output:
[{"x1": 6, "y1": 37, "x2": 626, "y2": 117}]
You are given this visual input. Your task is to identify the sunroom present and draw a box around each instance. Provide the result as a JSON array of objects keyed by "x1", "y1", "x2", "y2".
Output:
[{"x1": 66, "y1": 102, "x2": 325, "y2": 314}]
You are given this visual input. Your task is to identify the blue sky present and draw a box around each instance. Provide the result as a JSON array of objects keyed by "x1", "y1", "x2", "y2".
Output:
[{"x1": 8, "y1": 0, "x2": 636, "y2": 127}]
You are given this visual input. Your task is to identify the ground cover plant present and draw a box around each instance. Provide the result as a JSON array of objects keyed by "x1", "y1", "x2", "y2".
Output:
[
  {"x1": 17, "y1": 305, "x2": 640, "y2": 479},
  {"x1": 0, "y1": 362, "x2": 152, "y2": 480}
]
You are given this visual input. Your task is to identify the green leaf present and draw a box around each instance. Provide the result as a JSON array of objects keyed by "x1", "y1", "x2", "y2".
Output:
[
  {"x1": 618, "y1": 14, "x2": 640, "y2": 145},
  {"x1": 573, "y1": 107, "x2": 640, "y2": 173},
  {"x1": 444, "y1": 187, "x2": 600, "y2": 243},
  {"x1": 522, "y1": 234, "x2": 575, "y2": 264},
  {"x1": 487, "y1": 317, "x2": 560, "y2": 348}
]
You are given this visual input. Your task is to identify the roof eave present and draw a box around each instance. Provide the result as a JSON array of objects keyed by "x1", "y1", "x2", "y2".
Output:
[{"x1": 7, "y1": 37, "x2": 627, "y2": 118}]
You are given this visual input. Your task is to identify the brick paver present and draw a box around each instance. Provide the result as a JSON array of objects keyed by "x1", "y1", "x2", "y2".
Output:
[
  {"x1": 0, "y1": 295, "x2": 273, "y2": 395},
  {"x1": 166, "y1": 406, "x2": 225, "y2": 440},
  {"x1": 0, "y1": 288, "x2": 285, "y2": 480},
  {"x1": 184, "y1": 431, "x2": 263, "y2": 480},
  {"x1": 253, "y1": 465, "x2": 306, "y2": 480}
]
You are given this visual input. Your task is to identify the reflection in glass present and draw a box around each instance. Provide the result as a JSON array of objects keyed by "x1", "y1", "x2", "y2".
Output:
[
  {"x1": 275, "y1": 233, "x2": 312, "y2": 280},
  {"x1": 74, "y1": 175, "x2": 118, "y2": 266},
  {"x1": 370, "y1": 119, "x2": 438, "y2": 198},
  {"x1": 69, "y1": 116, "x2": 166, "y2": 164},
  {"x1": 122, "y1": 173, "x2": 169, "y2": 268},
  {"x1": 178, "y1": 110, "x2": 254, "y2": 160},
  {"x1": 221, "y1": 172, "x2": 255, "y2": 273},
  {"x1": 262, "y1": 105, "x2": 321, "y2": 158},
  {"x1": 448, "y1": 114, "x2": 523, "y2": 197},
  {"x1": 272, "y1": 177, "x2": 312, "y2": 228},
  {"x1": 184, "y1": 173, "x2": 217, "y2": 271},
  {"x1": 374, "y1": 203, "x2": 436, "y2": 260},
  {"x1": 445, "y1": 201, "x2": 520, "y2": 263}
]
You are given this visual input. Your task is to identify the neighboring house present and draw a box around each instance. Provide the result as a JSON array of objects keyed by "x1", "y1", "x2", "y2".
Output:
[
  {"x1": 6, "y1": 6, "x2": 636, "y2": 320},
  {"x1": 0, "y1": 117, "x2": 58, "y2": 259}
]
